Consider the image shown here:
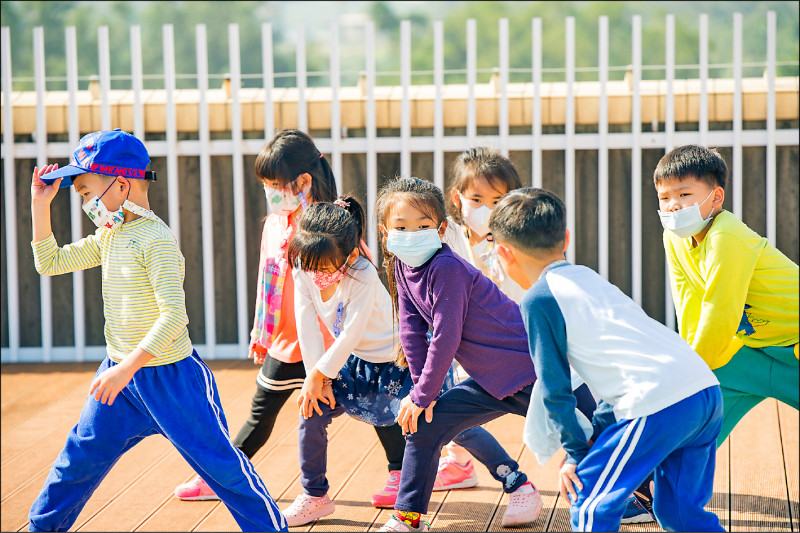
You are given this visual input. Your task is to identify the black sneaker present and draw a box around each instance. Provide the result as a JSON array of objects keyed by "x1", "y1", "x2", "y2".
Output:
[{"x1": 631, "y1": 472, "x2": 657, "y2": 522}]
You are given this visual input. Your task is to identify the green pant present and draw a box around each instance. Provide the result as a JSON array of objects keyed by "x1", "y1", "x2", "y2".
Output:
[{"x1": 712, "y1": 344, "x2": 799, "y2": 447}]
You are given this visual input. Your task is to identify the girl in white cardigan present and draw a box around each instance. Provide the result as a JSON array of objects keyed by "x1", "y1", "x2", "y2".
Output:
[{"x1": 282, "y1": 196, "x2": 454, "y2": 527}]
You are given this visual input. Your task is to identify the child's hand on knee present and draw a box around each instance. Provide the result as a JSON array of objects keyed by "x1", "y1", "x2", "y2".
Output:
[{"x1": 558, "y1": 462, "x2": 583, "y2": 504}]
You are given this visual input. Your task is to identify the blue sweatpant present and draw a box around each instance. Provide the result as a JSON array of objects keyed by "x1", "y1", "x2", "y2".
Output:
[
  {"x1": 395, "y1": 378, "x2": 596, "y2": 514},
  {"x1": 28, "y1": 353, "x2": 287, "y2": 532},
  {"x1": 570, "y1": 386, "x2": 724, "y2": 532}
]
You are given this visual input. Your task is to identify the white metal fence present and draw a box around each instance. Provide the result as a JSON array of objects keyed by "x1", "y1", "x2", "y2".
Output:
[{"x1": 2, "y1": 13, "x2": 799, "y2": 363}]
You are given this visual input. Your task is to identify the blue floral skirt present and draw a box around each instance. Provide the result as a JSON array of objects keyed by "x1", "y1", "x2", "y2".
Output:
[{"x1": 332, "y1": 355, "x2": 457, "y2": 427}]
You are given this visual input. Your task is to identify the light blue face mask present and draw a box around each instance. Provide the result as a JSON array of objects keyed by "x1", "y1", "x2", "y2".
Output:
[
  {"x1": 385, "y1": 224, "x2": 443, "y2": 267},
  {"x1": 657, "y1": 189, "x2": 716, "y2": 239}
]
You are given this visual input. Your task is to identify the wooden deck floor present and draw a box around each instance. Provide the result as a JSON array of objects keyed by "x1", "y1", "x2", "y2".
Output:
[{"x1": 2, "y1": 359, "x2": 797, "y2": 532}]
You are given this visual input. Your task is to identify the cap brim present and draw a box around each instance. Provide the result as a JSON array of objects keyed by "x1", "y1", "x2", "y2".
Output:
[{"x1": 40, "y1": 165, "x2": 86, "y2": 188}]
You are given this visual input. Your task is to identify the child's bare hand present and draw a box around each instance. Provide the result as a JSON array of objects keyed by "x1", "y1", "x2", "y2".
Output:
[
  {"x1": 88, "y1": 363, "x2": 135, "y2": 406},
  {"x1": 297, "y1": 372, "x2": 334, "y2": 419},
  {"x1": 397, "y1": 395, "x2": 435, "y2": 435},
  {"x1": 31, "y1": 164, "x2": 61, "y2": 204},
  {"x1": 248, "y1": 347, "x2": 265, "y2": 365},
  {"x1": 558, "y1": 462, "x2": 583, "y2": 504}
]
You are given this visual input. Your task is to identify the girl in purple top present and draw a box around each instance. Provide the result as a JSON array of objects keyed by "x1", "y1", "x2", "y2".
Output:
[{"x1": 375, "y1": 177, "x2": 596, "y2": 532}]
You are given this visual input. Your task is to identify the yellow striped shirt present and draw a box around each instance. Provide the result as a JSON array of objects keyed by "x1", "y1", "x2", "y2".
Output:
[{"x1": 32, "y1": 216, "x2": 193, "y2": 366}]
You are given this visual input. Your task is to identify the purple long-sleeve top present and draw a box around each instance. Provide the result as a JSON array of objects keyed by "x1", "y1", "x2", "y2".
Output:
[{"x1": 395, "y1": 244, "x2": 536, "y2": 408}]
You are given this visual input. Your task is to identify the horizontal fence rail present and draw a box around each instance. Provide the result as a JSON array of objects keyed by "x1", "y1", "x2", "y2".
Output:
[{"x1": 1, "y1": 13, "x2": 799, "y2": 363}]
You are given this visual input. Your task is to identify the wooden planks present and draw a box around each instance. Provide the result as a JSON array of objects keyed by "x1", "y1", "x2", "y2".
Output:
[
  {"x1": 2, "y1": 363, "x2": 798, "y2": 532},
  {"x1": 777, "y1": 402, "x2": 799, "y2": 532},
  {"x1": 730, "y1": 400, "x2": 794, "y2": 532}
]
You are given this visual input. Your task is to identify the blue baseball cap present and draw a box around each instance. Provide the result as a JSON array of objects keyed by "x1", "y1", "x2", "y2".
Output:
[{"x1": 41, "y1": 128, "x2": 157, "y2": 188}]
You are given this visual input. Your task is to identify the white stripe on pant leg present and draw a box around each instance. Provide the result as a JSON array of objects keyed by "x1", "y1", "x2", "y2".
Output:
[
  {"x1": 191, "y1": 355, "x2": 285, "y2": 530},
  {"x1": 577, "y1": 417, "x2": 641, "y2": 531},
  {"x1": 189, "y1": 354, "x2": 286, "y2": 530},
  {"x1": 193, "y1": 357, "x2": 288, "y2": 531},
  {"x1": 190, "y1": 355, "x2": 285, "y2": 529},
  {"x1": 586, "y1": 416, "x2": 648, "y2": 531}
]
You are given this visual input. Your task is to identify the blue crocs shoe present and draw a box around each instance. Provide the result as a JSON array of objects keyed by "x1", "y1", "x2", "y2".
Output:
[{"x1": 621, "y1": 496, "x2": 655, "y2": 524}]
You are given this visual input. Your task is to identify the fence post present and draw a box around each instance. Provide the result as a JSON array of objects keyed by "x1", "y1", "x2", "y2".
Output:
[
  {"x1": 433, "y1": 20, "x2": 444, "y2": 191},
  {"x1": 365, "y1": 21, "x2": 378, "y2": 256},
  {"x1": 2, "y1": 26, "x2": 20, "y2": 362},
  {"x1": 565, "y1": 17, "x2": 576, "y2": 264},
  {"x1": 467, "y1": 19, "x2": 477, "y2": 145},
  {"x1": 296, "y1": 23, "x2": 308, "y2": 133},
  {"x1": 262, "y1": 23, "x2": 275, "y2": 142},
  {"x1": 732, "y1": 13, "x2": 743, "y2": 220},
  {"x1": 631, "y1": 15, "x2": 642, "y2": 305},
  {"x1": 598, "y1": 16, "x2": 609, "y2": 280},
  {"x1": 197, "y1": 23, "x2": 216, "y2": 359},
  {"x1": 164, "y1": 24, "x2": 180, "y2": 243},
  {"x1": 66, "y1": 26, "x2": 85, "y2": 361},
  {"x1": 400, "y1": 20, "x2": 411, "y2": 179},
  {"x1": 531, "y1": 18, "x2": 542, "y2": 188},
  {"x1": 229, "y1": 23, "x2": 249, "y2": 352},
  {"x1": 34, "y1": 26, "x2": 52, "y2": 362},
  {"x1": 499, "y1": 18, "x2": 509, "y2": 158},
  {"x1": 330, "y1": 22, "x2": 342, "y2": 192},
  {"x1": 766, "y1": 10, "x2": 776, "y2": 245},
  {"x1": 665, "y1": 14, "x2": 676, "y2": 329}
]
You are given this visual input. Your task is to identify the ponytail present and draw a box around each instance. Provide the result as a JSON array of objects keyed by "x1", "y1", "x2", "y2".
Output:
[{"x1": 287, "y1": 195, "x2": 369, "y2": 274}]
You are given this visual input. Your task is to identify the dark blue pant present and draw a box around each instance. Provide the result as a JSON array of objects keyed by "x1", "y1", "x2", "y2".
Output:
[
  {"x1": 394, "y1": 378, "x2": 596, "y2": 514},
  {"x1": 28, "y1": 353, "x2": 287, "y2": 532},
  {"x1": 570, "y1": 386, "x2": 723, "y2": 532},
  {"x1": 297, "y1": 400, "x2": 525, "y2": 497}
]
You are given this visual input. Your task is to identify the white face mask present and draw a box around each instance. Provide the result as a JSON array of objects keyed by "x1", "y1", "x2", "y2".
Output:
[
  {"x1": 385, "y1": 224, "x2": 443, "y2": 268},
  {"x1": 265, "y1": 184, "x2": 309, "y2": 216},
  {"x1": 458, "y1": 192, "x2": 492, "y2": 237},
  {"x1": 657, "y1": 189, "x2": 716, "y2": 239},
  {"x1": 83, "y1": 180, "x2": 125, "y2": 230}
]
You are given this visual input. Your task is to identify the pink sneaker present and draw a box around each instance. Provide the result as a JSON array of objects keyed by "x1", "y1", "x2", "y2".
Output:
[
  {"x1": 501, "y1": 482, "x2": 543, "y2": 526},
  {"x1": 282, "y1": 493, "x2": 335, "y2": 527},
  {"x1": 174, "y1": 475, "x2": 219, "y2": 501},
  {"x1": 372, "y1": 470, "x2": 401, "y2": 508},
  {"x1": 432, "y1": 457, "x2": 479, "y2": 491}
]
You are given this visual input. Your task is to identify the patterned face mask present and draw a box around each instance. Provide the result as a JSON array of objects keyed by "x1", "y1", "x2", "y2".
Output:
[
  {"x1": 264, "y1": 181, "x2": 309, "y2": 216},
  {"x1": 83, "y1": 179, "x2": 125, "y2": 230},
  {"x1": 308, "y1": 262, "x2": 347, "y2": 290}
]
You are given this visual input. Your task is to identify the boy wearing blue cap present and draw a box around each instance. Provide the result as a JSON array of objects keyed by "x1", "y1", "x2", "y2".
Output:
[{"x1": 27, "y1": 129, "x2": 287, "y2": 532}]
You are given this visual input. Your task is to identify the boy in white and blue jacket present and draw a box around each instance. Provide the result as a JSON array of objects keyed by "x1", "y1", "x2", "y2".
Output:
[{"x1": 489, "y1": 187, "x2": 724, "y2": 532}]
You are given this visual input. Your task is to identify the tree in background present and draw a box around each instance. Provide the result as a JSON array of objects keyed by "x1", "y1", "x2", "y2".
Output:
[{"x1": 1, "y1": 1, "x2": 797, "y2": 92}]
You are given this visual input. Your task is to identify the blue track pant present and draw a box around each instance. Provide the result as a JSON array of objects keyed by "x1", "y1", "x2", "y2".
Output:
[
  {"x1": 570, "y1": 386, "x2": 724, "y2": 532},
  {"x1": 28, "y1": 353, "x2": 287, "y2": 532}
]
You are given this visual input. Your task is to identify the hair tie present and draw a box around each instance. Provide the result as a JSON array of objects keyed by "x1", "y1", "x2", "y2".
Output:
[
  {"x1": 333, "y1": 198, "x2": 350, "y2": 208},
  {"x1": 318, "y1": 153, "x2": 324, "y2": 159}
]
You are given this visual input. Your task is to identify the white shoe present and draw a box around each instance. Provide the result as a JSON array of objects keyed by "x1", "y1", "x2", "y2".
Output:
[
  {"x1": 281, "y1": 492, "x2": 335, "y2": 527},
  {"x1": 378, "y1": 515, "x2": 431, "y2": 532},
  {"x1": 501, "y1": 482, "x2": 543, "y2": 527}
]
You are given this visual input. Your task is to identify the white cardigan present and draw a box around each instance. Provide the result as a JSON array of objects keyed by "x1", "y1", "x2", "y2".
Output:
[{"x1": 294, "y1": 256, "x2": 397, "y2": 378}]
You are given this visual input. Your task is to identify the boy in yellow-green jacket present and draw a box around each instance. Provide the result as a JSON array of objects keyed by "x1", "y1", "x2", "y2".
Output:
[{"x1": 653, "y1": 144, "x2": 798, "y2": 446}]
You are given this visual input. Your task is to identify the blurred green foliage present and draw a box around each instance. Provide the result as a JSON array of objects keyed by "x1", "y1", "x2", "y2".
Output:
[{"x1": 1, "y1": 1, "x2": 797, "y2": 92}]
